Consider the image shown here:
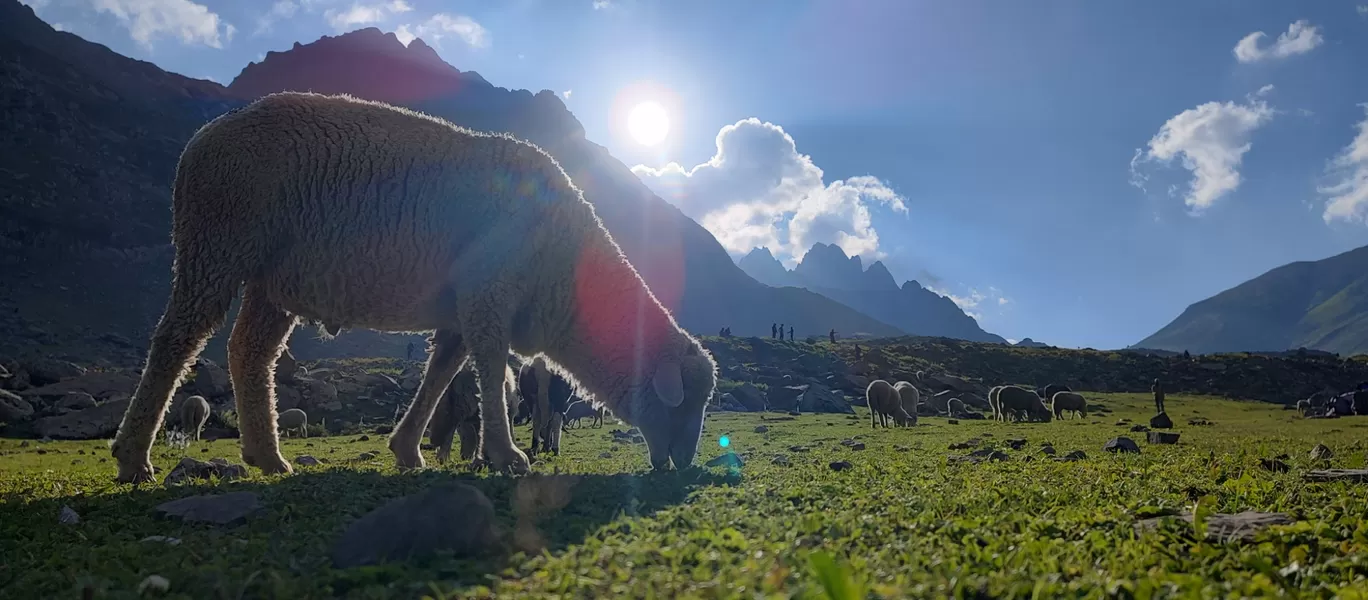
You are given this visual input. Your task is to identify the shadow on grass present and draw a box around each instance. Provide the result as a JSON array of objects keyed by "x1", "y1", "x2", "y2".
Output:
[{"x1": 0, "y1": 466, "x2": 736, "y2": 597}]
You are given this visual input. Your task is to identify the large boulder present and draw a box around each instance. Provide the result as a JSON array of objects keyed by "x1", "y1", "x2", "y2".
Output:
[
  {"x1": 729, "y1": 383, "x2": 767, "y2": 412},
  {"x1": 765, "y1": 385, "x2": 807, "y2": 412},
  {"x1": 0, "y1": 389, "x2": 35, "y2": 422},
  {"x1": 19, "y1": 371, "x2": 139, "y2": 401},
  {"x1": 54, "y1": 392, "x2": 98, "y2": 414},
  {"x1": 24, "y1": 359, "x2": 86, "y2": 386},
  {"x1": 918, "y1": 372, "x2": 988, "y2": 397},
  {"x1": 796, "y1": 383, "x2": 853, "y2": 414},
  {"x1": 958, "y1": 391, "x2": 989, "y2": 410},
  {"x1": 1150, "y1": 412, "x2": 1174, "y2": 429},
  {"x1": 301, "y1": 378, "x2": 341, "y2": 411},
  {"x1": 34, "y1": 398, "x2": 131, "y2": 439},
  {"x1": 192, "y1": 359, "x2": 232, "y2": 398}
]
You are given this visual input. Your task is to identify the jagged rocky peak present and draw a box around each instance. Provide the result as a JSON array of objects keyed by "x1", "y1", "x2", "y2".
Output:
[
  {"x1": 862, "y1": 260, "x2": 899, "y2": 292},
  {"x1": 737, "y1": 247, "x2": 796, "y2": 288}
]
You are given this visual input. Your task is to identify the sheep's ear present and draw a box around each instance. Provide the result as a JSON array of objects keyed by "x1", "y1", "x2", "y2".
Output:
[{"x1": 652, "y1": 361, "x2": 685, "y2": 407}]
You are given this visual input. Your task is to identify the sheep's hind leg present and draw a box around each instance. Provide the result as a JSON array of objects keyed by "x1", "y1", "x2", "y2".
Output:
[
  {"x1": 389, "y1": 329, "x2": 467, "y2": 470},
  {"x1": 229, "y1": 283, "x2": 298, "y2": 475},
  {"x1": 112, "y1": 270, "x2": 236, "y2": 483},
  {"x1": 463, "y1": 312, "x2": 530, "y2": 475}
]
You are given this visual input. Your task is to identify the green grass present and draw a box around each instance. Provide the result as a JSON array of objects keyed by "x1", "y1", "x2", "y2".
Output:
[{"x1": 5, "y1": 394, "x2": 1368, "y2": 598}]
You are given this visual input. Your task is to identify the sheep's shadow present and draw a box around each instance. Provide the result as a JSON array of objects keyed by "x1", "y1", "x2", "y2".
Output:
[{"x1": 0, "y1": 465, "x2": 735, "y2": 596}]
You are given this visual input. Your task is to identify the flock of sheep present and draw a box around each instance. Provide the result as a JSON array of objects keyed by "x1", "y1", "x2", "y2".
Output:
[{"x1": 865, "y1": 378, "x2": 1088, "y2": 427}]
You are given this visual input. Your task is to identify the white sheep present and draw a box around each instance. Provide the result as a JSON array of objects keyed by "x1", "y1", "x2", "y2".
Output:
[
  {"x1": 1050, "y1": 391, "x2": 1088, "y2": 420},
  {"x1": 277, "y1": 408, "x2": 308, "y2": 438},
  {"x1": 946, "y1": 397, "x2": 966, "y2": 418},
  {"x1": 892, "y1": 381, "x2": 920, "y2": 426},
  {"x1": 987, "y1": 386, "x2": 1004, "y2": 421},
  {"x1": 177, "y1": 395, "x2": 210, "y2": 441},
  {"x1": 109, "y1": 91, "x2": 718, "y2": 483},
  {"x1": 428, "y1": 364, "x2": 517, "y2": 463},
  {"x1": 997, "y1": 386, "x2": 1052, "y2": 423},
  {"x1": 867, "y1": 379, "x2": 912, "y2": 428}
]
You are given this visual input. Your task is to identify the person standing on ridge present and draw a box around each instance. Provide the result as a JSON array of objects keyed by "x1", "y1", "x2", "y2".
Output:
[
  {"x1": 788, "y1": 326, "x2": 794, "y2": 341},
  {"x1": 1151, "y1": 377, "x2": 1166, "y2": 414},
  {"x1": 829, "y1": 329, "x2": 837, "y2": 344},
  {"x1": 406, "y1": 341, "x2": 415, "y2": 360},
  {"x1": 771, "y1": 323, "x2": 778, "y2": 339}
]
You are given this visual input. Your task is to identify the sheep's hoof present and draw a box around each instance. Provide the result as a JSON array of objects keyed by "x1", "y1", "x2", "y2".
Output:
[
  {"x1": 478, "y1": 444, "x2": 531, "y2": 476},
  {"x1": 389, "y1": 437, "x2": 426, "y2": 471},
  {"x1": 244, "y1": 452, "x2": 294, "y2": 476},
  {"x1": 115, "y1": 459, "x2": 157, "y2": 484}
]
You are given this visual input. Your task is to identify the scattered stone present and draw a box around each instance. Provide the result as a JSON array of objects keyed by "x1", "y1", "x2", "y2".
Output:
[
  {"x1": 706, "y1": 452, "x2": 744, "y2": 468},
  {"x1": 1188, "y1": 418, "x2": 1213, "y2": 426},
  {"x1": 948, "y1": 439, "x2": 981, "y2": 450},
  {"x1": 1150, "y1": 412, "x2": 1174, "y2": 429},
  {"x1": 947, "y1": 419, "x2": 959, "y2": 425},
  {"x1": 19, "y1": 440, "x2": 30, "y2": 448},
  {"x1": 598, "y1": 452, "x2": 612, "y2": 459},
  {"x1": 1130, "y1": 424, "x2": 1150, "y2": 433},
  {"x1": 1041, "y1": 445, "x2": 1057, "y2": 456},
  {"x1": 294, "y1": 455, "x2": 321, "y2": 467},
  {"x1": 1259, "y1": 458, "x2": 1290, "y2": 473},
  {"x1": 1147, "y1": 431, "x2": 1180, "y2": 445},
  {"x1": 33, "y1": 398, "x2": 132, "y2": 440},
  {"x1": 1311, "y1": 444, "x2": 1334, "y2": 461},
  {"x1": 829, "y1": 461, "x2": 853, "y2": 472},
  {"x1": 771, "y1": 455, "x2": 791, "y2": 466},
  {"x1": 839, "y1": 438, "x2": 857, "y2": 447},
  {"x1": 1057, "y1": 450, "x2": 1087, "y2": 462},
  {"x1": 1006, "y1": 439, "x2": 1027, "y2": 450},
  {"x1": 58, "y1": 505, "x2": 80, "y2": 525},
  {"x1": 849, "y1": 442, "x2": 866, "y2": 451},
  {"x1": 156, "y1": 492, "x2": 261, "y2": 525},
  {"x1": 356, "y1": 435, "x2": 370, "y2": 442},
  {"x1": 1134, "y1": 510, "x2": 1294, "y2": 543},
  {"x1": 893, "y1": 445, "x2": 912, "y2": 452},
  {"x1": 1115, "y1": 420, "x2": 1128, "y2": 426},
  {"x1": 141, "y1": 536, "x2": 182, "y2": 546},
  {"x1": 355, "y1": 451, "x2": 379, "y2": 461},
  {"x1": 163, "y1": 457, "x2": 247, "y2": 485},
  {"x1": 330, "y1": 483, "x2": 499, "y2": 568},
  {"x1": 753, "y1": 425, "x2": 769, "y2": 433},
  {"x1": 373, "y1": 424, "x2": 393, "y2": 435},
  {"x1": 137, "y1": 575, "x2": 170, "y2": 595},
  {"x1": 1103, "y1": 437, "x2": 1141, "y2": 454},
  {"x1": 1302, "y1": 469, "x2": 1368, "y2": 483},
  {"x1": 788, "y1": 445, "x2": 810, "y2": 453}
]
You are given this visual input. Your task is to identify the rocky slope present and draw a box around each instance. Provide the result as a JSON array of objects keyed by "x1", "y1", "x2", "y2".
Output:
[
  {"x1": 739, "y1": 244, "x2": 1005, "y2": 343},
  {"x1": 0, "y1": 3, "x2": 900, "y2": 365},
  {"x1": 1137, "y1": 244, "x2": 1368, "y2": 356}
]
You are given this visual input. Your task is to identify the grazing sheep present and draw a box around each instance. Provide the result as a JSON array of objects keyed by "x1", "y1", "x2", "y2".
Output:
[
  {"x1": 987, "y1": 386, "x2": 1004, "y2": 422},
  {"x1": 946, "y1": 397, "x2": 966, "y2": 418},
  {"x1": 563, "y1": 400, "x2": 600, "y2": 428},
  {"x1": 1050, "y1": 391, "x2": 1088, "y2": 420},
  {"x1": 997, "y1": 386, "x2": 1052, "y2": 423},
  {"x1": 277, "y1": 408, "x2": 308, "y2": 438},
  {"x1": 428, "y1": 363, "x2": 517, "y2": 463},
  {"x1": 1037, "y1": 383, "x2": 1072, "y2": 402},
  {"x1": 867, "y1": 379, "x2": 912, "y2": 428},
  {"x1": 177, "y1": 395, "x2": 210, "y2": 441},
  {"x1": 1296, "y1": 398, "x2": 1311, "y2": 417},
  {"x1": 109, "y1": 92, "x2": 717, "y2": 482},
  {"x1": 892, "y1": 381, "x2": 920, "y2": 426},
  {"x1": 518, "y1": 356, "x2": 579, "y2": 455}
]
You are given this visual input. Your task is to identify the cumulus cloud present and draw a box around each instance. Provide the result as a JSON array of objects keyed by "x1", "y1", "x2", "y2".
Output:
[
  {"x1": 393, "y1": 13, "x2": 488, "y2": 48},
  {"x1": 1319, "y1": 105, "x2": 1368, "y2": 225},
  {"x1": 925, "y1": 286, "x2": 1010, "y2": 320},
  {"x1": 1130, "y1": 95, "x2": 1275, "y2": 211},
  {"x1": 253, "y1": 0, "x2": 298, "y2": 35},
  {"x1": 91, "y1": 0, "x2": 234, "y2": 49},
  {"x1": 632, "y1": 118, "x2": 907, "y2": 265},
  {"x1": 592, "y1": 0, "x2": 611, "y2": 8},
  {"x1": 325, "y1": 0, "x2": 411, "y2": 31},
  {"x1": 1233, "y1": 20, "x2": 1323, "y2": 63}
]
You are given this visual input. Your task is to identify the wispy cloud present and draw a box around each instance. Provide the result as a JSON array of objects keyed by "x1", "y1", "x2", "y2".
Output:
[
  {"x1": 633, "y1": 118, "x2": 907, "y2": 266},
  {"x1": 324, "y1": 0, "x2": 411, "y2": 31},
  {"x1": 1233, "y1": 19, "x2": 1323, "y2": 63},
  {"x1": 1319, "y1": 104, "x2": 1368, "y2": 225},
  {"x1": 393, "y1": 13, "x2": 488, "y2": 48},
  {"x1": 925, "y1": 286, "x2": 1010, "y2": 320},
  {"x1": 253, "y1": 0, "x2": 298, "y2": 35},
  {"x1": 1130, "y1": 92, "x2": 1275, "y2": 212},
  {"x1": 91, "y1": 0, "x2": 235, "y2": 49},
  {"x1": 592, "y1": 0, "x2": 612, "y2": 9},
  {"x1": 560, "y1": 89, "x2": 572, "y2": 100}
]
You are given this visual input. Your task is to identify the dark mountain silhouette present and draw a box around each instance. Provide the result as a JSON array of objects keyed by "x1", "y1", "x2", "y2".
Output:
[
  {"x1": 0, "y1": 2, "x2": 900, "y2": 362},
  {"x1": 1136, "y1": 244, "x2": 1368, "y2": 356},
  {"x1": 738, "y1": 244, "x2": 1006, "y2": 343},
  {"x1": 1013, "y1": 338, "x2": 1051, "y2": 348}
]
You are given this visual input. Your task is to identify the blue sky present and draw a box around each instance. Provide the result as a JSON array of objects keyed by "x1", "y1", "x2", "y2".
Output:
[{"x1": 20, "y1": 0, "x2": 1368, "y2": 350}]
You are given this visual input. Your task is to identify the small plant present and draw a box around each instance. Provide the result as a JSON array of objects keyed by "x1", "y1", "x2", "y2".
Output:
[{"x1": 162, "y1": 429, "x2": 190, "y2": 450}]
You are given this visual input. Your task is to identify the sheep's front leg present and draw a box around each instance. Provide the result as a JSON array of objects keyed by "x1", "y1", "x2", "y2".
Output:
[
  {"x1": 462, "y1": 310, "x2": 530, "y2": 475},
  {"x1": 389, "y1": 329, "x2": 467, "y2": 470}
]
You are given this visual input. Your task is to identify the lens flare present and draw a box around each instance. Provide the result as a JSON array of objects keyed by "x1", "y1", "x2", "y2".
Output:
[{"x1": 718, "y1": 435, "x2": 730, "y2": 448}]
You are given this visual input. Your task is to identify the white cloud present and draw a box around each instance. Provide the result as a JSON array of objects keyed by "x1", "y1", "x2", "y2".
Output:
[
  {"x1": 253, "y1": 0, "x2": 298, "y2": 35},
  {"x1": 1319, "y1": 105, "x2": 1368, "y2": 225},
  {"x1": 20, "y1": 0, "x2": 51, "y2": 8},
  {"x1": 592, "y1": 0, "x2": 611, "y2": 9},
  {"x1": 1006, "y1": 338, "x2": 1019, "y2": 345},
  {"x1": 925, "y1": 286, "x2": 1010, "y2": 321},
  {"x1": 560, "y1": 89, "x2": 572, "y2": 100},
  {"x1": 632, "y1": 118, "x2": 907, "y2": 266},
  {"x1": 52, "y1": 22, "x2": 68, "y2": 31},
  {"x1": 91, "y1": 0, "x2": 234, "y2": 49},
  {"x1": 1358, "y1": 5, "x2": 1368, "y2": 17},
  {"x1": 393, "y1": 13, "x2": 489, "y2": 48},
  {"x1": 1130, "y1": 96, "x2": 1275, "y2": 211},
  {"x1": 1233, "y1": 20, "x2": 1323, "y2": 63},
  {"x1": 325, "y1": 0, "x2": 411, "y2": 31}
]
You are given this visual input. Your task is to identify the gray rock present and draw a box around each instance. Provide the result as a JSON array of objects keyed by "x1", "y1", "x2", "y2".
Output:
[
  {"x1": 1150, "y1": 412, "x2": 1173, "y2": 429},
  {"x1": 54, "y1": 392, "x2": 97, "y2": 414},
  {"x1": 1006, "y1": 439, "x2": 1027, "y2": 450},
  {"x1": 1147, "y1": 431, "x2": 1180, "y2": 445},
  {"x1": 1134, "y1": 510, "x2": 1293, "y2": 543},
  {"x1": 705, "y1": 452, "x2": 744, "y2": 468},
  {"x1": 156, "y1": 491, "x2": 261, "y2": 525},
  {"x1": 730, "y1": 383, "x2": 768, "y2": 412},
  {"x1": 275, "y1": 348, "x2": 299, "y2": 384},
  {"x1": 294, "y1": 455, "x2": 321, "y2": 467},
  {"x1": 829, "y1": 461, "x2": 853, "y2": 472},
  {"x1": 163, "y1": 457, "x2": 248, "y2": 485},
  {"x1": 33, "y1": 398, "x2": 130, "y2": 439},
  {"x1": 1041, "y1": 445, "x2": 1057, "y2": 456},
  {"x1": 19, "y1": 371, "x2": 138, "y2": 400},
  {"x1": 1103, "y1": 437, "x2": 1141, "y2": 454},
  {"x1": 753, "y1": 425, "x2": 769, "y2": 433},
  {"x1": 330, "y1": 483, "x2": 500, "y2": 568},
  {"x1": 1057, "y1": 450, "x2": 1087, "y2": 462},
  {"x1": 771, "y1": 455, "x2": 791, "y2": 466},
  {"x1": 58, "y1": 505, "x2": 80, "y2": 525},
  {"x1": 1130, "y1": 424, "x2": 1150, "y2": 433},
  {"x1": 24, "y1": 359, "x2": 85, "y2": 386},
  {"x1": 0, "y1": 389, "x2": 34, "y2": 422},
  {"x1": 192, "y1": 358, "x2": 232, "y2": 398}
]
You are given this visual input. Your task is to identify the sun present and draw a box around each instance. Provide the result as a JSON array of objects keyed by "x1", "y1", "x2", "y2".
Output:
[{"x1": 627, "y1": 101, "x2": 670, "y2": 146}]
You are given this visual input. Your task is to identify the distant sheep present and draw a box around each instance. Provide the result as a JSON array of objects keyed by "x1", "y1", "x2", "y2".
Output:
[
  {"x1": 177, "y1": 395, "x2": 210, "y2": 441},
  {"x1": 563, "y1": 400, "x2": 602, "y2": 429},
  {"x1": 277, "y1": 408, "x2": 308, "y2": 438},
  {"x1": 987, "y1": 386, "x2": 1004, "y2": 422},
  {"x1": 1037, "y1": 383, "x2": 1072, "y2": 401},
  {"x1": 892, "y1": 381, "x2": 920, "y2": 426},
  {"x1": 518, "y1": 356, "x2": 579, "y2": 455},
  {"x1": 997, "y1": 386, "x2": 1052, "y2": 423},
  {"x1": 1050, "y1": 391, "x2": 1088, "y2": 420},
  {"x1": 428, "y1": 364, "x2": 517, "y2": 464},
  {"x1": 1296, "y1": 399, "x2": 1311, "y2": 417},
  {"x1": 109, "y1": 91, "x2": 717, "y2": 483},
  {"x1": 867, "y1": 379, "x2": 912, "y2": 428},
  {"x1": 946, "y1": 397, "x2": 966, "y2": 418}
]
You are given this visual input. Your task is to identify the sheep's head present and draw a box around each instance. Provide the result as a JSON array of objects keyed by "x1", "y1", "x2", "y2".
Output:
[{"x1": 633, "y1": 334, "x2": 717, "y2": 471}]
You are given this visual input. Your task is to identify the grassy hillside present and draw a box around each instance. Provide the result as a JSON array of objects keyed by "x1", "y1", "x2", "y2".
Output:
[
  {"x1": 5, "y1": 393, "x2": 1368, "y2": 597},
  {"x1": 1138, "y1": 244, "x2": 1368, "y2": 356}
]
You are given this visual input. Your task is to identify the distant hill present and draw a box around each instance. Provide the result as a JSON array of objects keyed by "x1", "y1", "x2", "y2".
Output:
[
  {"x1": 1013, "y1": 338, "x2": 1051, "y2": 348},
  {"x1": 738, "y1": 244, "x2": 1006, "y2": 343},
  {"x1": 0, "y1": 1, "x2": 901, "y2": 362},
  {"x1": 1136, "y1": 244, "x2": 1368, "y2": 356}
]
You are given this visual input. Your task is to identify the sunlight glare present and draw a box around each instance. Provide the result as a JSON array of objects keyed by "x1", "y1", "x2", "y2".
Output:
[{"x1": 627, "y1": 101, "x2": 670, "y2": 146}]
